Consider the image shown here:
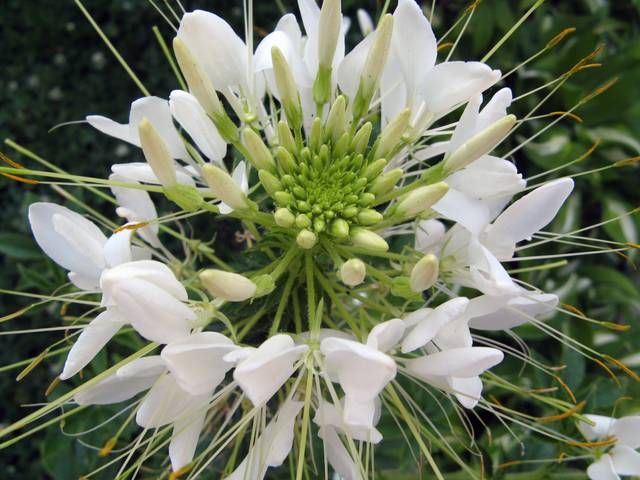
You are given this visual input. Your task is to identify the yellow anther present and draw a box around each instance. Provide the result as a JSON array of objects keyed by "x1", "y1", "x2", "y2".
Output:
[
  {"x1": 546, "y1": 27, "x2": 577, "y2": 49},
  {"x1": 538, "y1": 400, "x2": 585, "y2": 424}
]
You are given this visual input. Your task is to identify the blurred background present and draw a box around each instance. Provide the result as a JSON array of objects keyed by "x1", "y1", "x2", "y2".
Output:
[{"x1": 1, "y1": 0, "x2": 639, "y2": 478}]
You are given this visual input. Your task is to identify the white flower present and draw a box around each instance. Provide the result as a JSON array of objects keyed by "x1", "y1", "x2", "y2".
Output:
[
  {"x1": 578, "y1": 414, "x2": 640, "y2": 480},
  {"x1": 231, "y1": 334, "x2": 309, "y2": 407},
  {"x1": 465, "y1": 292, "x2": 559, "y2": 331},
  {"x1": 226, "y1": 399, "x2": 303, "y2": 480}
]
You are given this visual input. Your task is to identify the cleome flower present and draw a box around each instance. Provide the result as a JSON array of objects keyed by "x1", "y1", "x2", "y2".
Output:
[{"x1": 1, "y1": 0, "x2": 635, "y2": 479}]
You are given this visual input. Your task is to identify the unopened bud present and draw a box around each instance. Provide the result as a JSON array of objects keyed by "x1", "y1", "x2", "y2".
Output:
[
  {"x1": 274, "y1": 208, "x2": 295, "y2": 227},
  {"x1": 202, "y1": 163, "x2": 250, "y2": 211},
  {"x1": 443, "y1": 114, "x2": 516, "y2": 173},
  {"x1": 243, "y1": 128, "x2": 276, "y2": 172},
  {"x1": 296, "y1": 214, "x2": 312, "y2": 229},
  {"x1": 200, "y1": 269, "x2": 257, "y2": 301},
  {"x1": 258, "y1": 170, "x2": 282, "y2": 196},
  {"x1": 318, "y1": 0, "x2": 342, "y2": 69},
  {"x1": 325, "y1": 95, "x2": 347, "y2": 143},
  {"x1": 368, "y1": 168, "x2": 403, "y2": 195},
  {"x1": 277, "y1": 121, "x2": 297, "y2": 155},
  {"x1": 351, "y1": 122, "x2": 373, "y2": 154},
  {"x1": 363, "y1": 158, "x2": 387, "y2": 180},
  {"x1": 271, "y1": 47, "x2": 303, "y2": 130},
  {"x1": 352, "y1": 14, "x2": 394, "y2": 120},
  {"x1": 339, "y1": 258, "x2": 367, "y2": 287},
  {"x1": 410, "y1": 253, "x2": 439, "y2": 292},
  {"x1": 296, "y1": 229, "x2": 318, "y2": 249},
  {"x1": 253, "y1": 274, "x2": 276, "y2": 297},
  {"x1": 138, "y1": 118, "x2": 177, "y2": 187},
  {"x1": 350, "y1": 227, "x2": 389, "y2": 252},
  {"x1": 396, "y1": 182, "x2": 449, "y2": 218},
  {"x1": 357, "y1": 208, "x2": 383, "y2": 225},
  {"x1": 173, "y1": 37, "x2": 223, "y2": 116},
  {"x1": 309, "y1": 117, "x2": 324, "y2": 152},
  {"x1": 331, "y1": 218, "x2": 350, "y2": 238},
  {"x1": 164, "y1": 184, "x2": 203, "y2": 212},
  {"x1": 374, "y1": 108, "x2": 411, "y2": 159}
]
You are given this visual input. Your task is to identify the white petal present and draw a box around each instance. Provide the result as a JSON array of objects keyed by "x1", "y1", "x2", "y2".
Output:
[
  {"x1": 169, "y1": 90, "x2": 227, "y2": 163},
  {"x1": 587, "y1": 455, "x2": 620, "y2": 480},
  {"x1": 136, "y1": 374, "x2": 208, "y2": 428},
  {"x1": 447, "y1": 95, "x2": 482, "y2": 153},
  {"x1": 466, "y1": 239, "x2": 519, "y2": 296},
  {"x1": 117, "y1": 355, "x2": 166, "y2": 378},
  {"x1": 611, "y1": 445, "x2": 640, "y2": 476},
  {"x1": 366, "y1": 318, "x2": 405, "y2": 352},
  {"x1": 102, "y1": 230, "x2": 133, "y2": 268},
  {"x1": 337, "y1": 33, "x2": 373, "y2": 99},
  {"x1": 86, "y1": 115, "x2": 133, "y2": 144},
  {"x1": 391, "y1": 0, "x2": 437, "y2": 97},
  {"x1": 484, "y1": 178, "x2": 574, "y2": 260},
  {"x1": 313, "y1": 399, "x2": 382, "y2": 444},
  {"x1": 449, "y1": 376, "x2": 483, "y2": 409},
  {"x1": 476, "y1": 88, "x2": 513, "y2": 132},
  {"x1": 422, "y1": 62, "x2": 500, "y2": 115},
  {"x1": 612, "y1": 416, "x2": 640, "y2": 448},
  {"x1": 415, "y1": 219, "x2": 445, "y2": 253},
  {"x1": 401, "y1": 298, "x2": 469, "y2": 353},
  {"x1": 111, "y1": 162, "x2": 195, "y2": 186},
  {"x1": 110, "y1": 173, "x2": 160, "y2": 246},
  {"x1": 60, "y1": 310, "x2": 126, "y2": 380},
  {"x1": 161, "y1": 332, "x2": 238, "y2": 395},
  {"x1": 433, "y1": 188, "x2": 490, "y2": 235},
  {"x1": 468, "y1": 293, "x2": 558, "y2": 331},
  {"x1": 29, "y1": 202, "x2": 107, "y2": 283},
  {"x1": 357, "y1": 9, "x2": 374, "y2": 36},
  {"x1": 579, "y1": 414, "x2": 617, "y2": 441},
  {"x1": 178, "y1": 10, "x2": 247, "y2": 91},
  {"x1": 406, "y1": 347, "x2": 503, "y2": 378},
  {"x1": 234, "y1": 335, "x2": 308, "y2": 406},
  {"x1": 75, "y1": 365, "x2": 160, "y2": 406},
  {"x1": 110, "y1": 278, "x2": 193, "y2": 344},
  {"x1": 447, "y1": 156, "x2": 525, "y2": 200},
  {"x1": 169, "y1": 409, "x2": 207, "y2": 471},
  {"x1": 321, "y1": 426, "x2": 361, "y2": 480}
]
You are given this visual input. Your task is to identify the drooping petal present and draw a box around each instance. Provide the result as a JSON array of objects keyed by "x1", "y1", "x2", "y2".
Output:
[
  {"x1": 177, "y1": 10, "x2": 247, "y2": 91},
  {"x1": 337, "y1": 33, "x2": 374, "y2": 99},
  {"x1": 483, "y1": 178, "x2": 574, "y2": 260},
  {"x1": 448, "y1": 375, "x2": 483, "y2": 409},
  {"x1": 415, "y1": 219, "x2": 445, "y2": 253},
  {"x1": 161, "y1": 332, "x2": 239, "y2": 395},
  {"x1": 476, "y1": 88, "x2": 513, "y2": 132},
  {"x1": 28, "y1": 202, "x2": 107, "y2": 284},
  {"x1": 587, "y1": 455, "x2": 620, "y2": 480},
  {"x1": 169, "y1": 90, "x2": 227, "y2": 164},
  {"x1": 464, "y1": 239, "x2": 519, "y2": 296},
  {"x1": 406, "y1": 347, "x2": 504, "y2": 378},
  {"x1": 321, "y1": 338, "x2": 396, "y2": 428},
  {"x1": 366, "y1": 318, "x2": 405, "y2": 352},
  {"x1": 467, "y1": 293, "x2": 558, "y2": 331},
  {"x1": 421, "y1": 62, "x2": 500, "y2": 115},
  {"x1": 446, "y1": 156, "x2": 525, "y2": 201},
  {"x1": 111, "y1": 162, "x2": 196, "y2": 186},
  {"x1": 578, "y1": 414, "x2": 617, "y2": 441},
  {"x1": 60, "y1": 310, "x2": 126, "y2": 380},
  {"x1": 109, "y1": 278, "x2": 194, "y2": 344},
  {"x1": 102, "y1": 230, "x2": 133, "y2": 268},
  {"x1": 110, "y1": 173, "x2": 160, "y2": 247},
  {"x1": 233, "y1": 335, "x2": 308, "y2": 406},
  {"x1": 314, "y1": 399, "x2": 383, "y2": 444},
  {"x1": 319, "y1": 426, "x2": 361, "y2": 480},
  {"x1": 612, "y1": 416, "x2": 640, "y2": 448},
  {"x1": 169, "y1": 409, "x2": 207, "y2": 472},
  {"x1": 432, "y1": 189, "x2": 490, "y2": 235},
  {"x1": 401, "y1": 297, "x2": 469, "y2": 353},
  {"x1": 610, "y1": 445, "x2": 640, "y2": 476}
]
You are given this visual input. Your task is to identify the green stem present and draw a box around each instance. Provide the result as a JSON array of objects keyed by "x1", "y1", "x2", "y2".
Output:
[
  {"x1": 152, "y1": 25, "x2": 187, "y2": 91},
  {"x1": 305, "y1": 254, "x2": 316, "y2": 334},
  {"x1": 270, "y1": 246, "x2": 300, "y2": 281},
  {"x1": 269, "y1": 267, "x2": 298, "y2": 335},
  {"x1": 295, "y1": 364, "x2": 314, "y2": 480}
]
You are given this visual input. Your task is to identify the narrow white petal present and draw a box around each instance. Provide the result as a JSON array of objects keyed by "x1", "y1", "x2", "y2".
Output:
[
  {"x1": 587, "y1": 455, "x2": 620, "y2": 480},
  {"x1": 75, "y1": 370, "x2": 159, "y2": 406},
  {"x1": 86, "y1": 115, "x2": 133, "y2": 144},
  {"x1": 449, "y1": 376, "x2": 483, "y2": 409},
  {"x1": 102, "y1": 230, "x2": 133, "y2": 268},
  {"x1": 468, "y1": 293, "x2": 558, "y2": 331},
  {"x1": 406, "y1": 347, "x2": 504, "y2": 378},
  {"x1": 111, "y1": 162, "x2": 195, "y2": 186},
  {"x1": 433, "y1": 188, "x2": 490, "y2": 235},
  {"x1": 415, "y1": 219, "x2": 445, "y2": 253},
  {"x1": 337, "y1": 34, "x2": 373, "y2": 99},
  {"x1": 321, "y1": 426, "x2": 361, "y2": 480},
  {"x1": 401, "y1": 298, "x2": 469, "y2": 353},
  {"x1": 366, "y1": 318, "x2": 405, "y2": 352},
  {"x1": 169, "y1": 410, "x2": 207, "y2": 471},
  {"x1": 578, "y1": 414, "x2": 616, "y2": 441}
]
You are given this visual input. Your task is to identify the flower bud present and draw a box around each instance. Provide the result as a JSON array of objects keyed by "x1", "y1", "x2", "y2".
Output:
[
  {"x1": 253, "y1": 274, "x2": 276, "y2": 297},
  {"x1": 357, "y1": 9, "x2": 374, "y2": 36},
  {"x1": 350, "y1": 227, "x2": 389, "y2": 252},
  {"x1": 138, "y1": 118, "x2": 177, "y2": 187},
  {"x1": 276, "y1": 146, "x2": 297, "y2": 173},
  {"x1": 443, "y1": 114, "x2": 516, "y2": 173},
  {"x1": 352, "y1": 14, "x2": 394, "y2": 120},
  {"x1": 339, "y1": 258, "x2": 367, "y2": 287},
  {"x1": 200, "y1": 269, "x2": 257, "y2": 301},
  {"x1": 330, "y1": 218, "x2": 350, "y2": 238},
  {"x1": 296, "y1": 214, "x2": 312, "y2": 229},
  {"x1": 374, "y1": 108, "x2": 411, "y2": 159},
  {"x1": 173, "y1": 37, "x2": 223, "y2": 117},
  {"x1": 274, "y1": 208, "x2": 295, "y2": 227},
  {"x1": 202, "y1": 163, "x2": 250, "y2": 211},
  {"x1": 258, "y1": 170, "x2": 282, "y2": 197},
  {"x1": 271, "y1": 46, "x2": 303, "y2": 130},
  {"x1": 363, "y1": 158, "x2": 387, "y2": 180},
  {"x1": 351, "y1": 122, "x2": 373, "y2": 154},
  {"x1": 357, "y1": 208, "x2": 383, "y2": 225},
  {"x1": 164, "y1": 184, "x2": 203, "y2": 212},
  {"x1": 277, "y1": 121, "x2": 297, "y2": 155},
  {"x1": 243, "y1": 128, "x2": 276, "y2": 172},
  {"x1": 325, "y1": 95, "x2": 346, "y2": 143},
  {"x1": 296, "y1": 229, "x2": 318, "y2": 249},
  {"x1": 318, "y1": 0, "x2": 342, "y2": 69},
  {"x1": 368, "y1": 168, "x2": 403, "y2": 195},
  {"x1": 395, "y1": 182, "x2": 449, "y2": 218},
  {"x1": 410, "y1": 253, "x2": 439, "y2": 292},
  {"x1": 309, "y1": 117, "x2": 324, "y2": 152}
]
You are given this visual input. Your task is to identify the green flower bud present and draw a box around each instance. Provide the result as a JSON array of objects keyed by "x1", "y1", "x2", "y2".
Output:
[
  {"x1": 395, "y1": 182, "x2": 449, "y2": 218},
  {"x1": 243, "y1": 128, "x2": 276, "y2": 172},
  {"x1": 309, "y1": 117, "x2": 324, "y2": 152},
  {"x1": 200, "y1": 269, "x2": 257, "y2": 302},
  {"x1": 274, "y1": 191, "x2": 294, "y2": 205},
  {"x1": 296, "y1": 214, "x2": 312, "y2": 229},
  {"x1": 277, "y1": 121, "x2": 297, "y2": 155},
  {"x1": 164, "y1": 184, "x2": 203, "y2": 212},
  {"x1": 351, "y1": 122, "x2": 373, "y2": 154},
  {"x1": 317, "y1": 0, "x2": 342, "y2": 69},
  {"x1": 368, "y1": 168, "x2": 403, "y2": 195},
  {"x1": 202, "y1": 163, "x2": 250, "y2": 211},
  {"x1": 363, "y1": 158, "x2": 387, "y2": 180},
  {"x1": 253, "y1": 273, "x2": 276, "y2": 297},
  {"x1": 313, "y1": 63, "x2": 333, "y2": 106},
  {"x1": 358, "y1": 192, "x2": 376, "y2": 206},
  {"x1": 444, "y1": 114, "x2": 517, "y2": 173},
  {"x1": 333, "y1": 132, "x2": 350, "y2": 158},
  {"x1": 342, "y1": 205, "x2": 359, "y2": 218},
  {"x1": 274, "y1": 207, "x2": 295, "y2": 227},
  {"x1": 357, "y1": 208, "x2": 383, "y2": 225},
  {"x1": 138, "y1": 118, "x2": 177, "y2": 187},
  {"x1": 339, "y1": 258, "x2": 367, "y2": 287},
  {"x1": 296, "y1": 229, "x2": 318, "y2": 249},
  {"x1": 258, "y1": 170, "x2": 282, "y2": 196},
  {"x1": 374, "y1": 108, "x2": 411, "y2": 159},
  {"x1": 271, "y1": 46, "x2": 303, "y2": 130},
  {"x1": 325, "y1": 95, "x2": 347, "y2": 143},
  {"x1": 330, "y1": 218, "x2": 350, "y2": 239},
  {"x1": 350, "y1": 227, "x2": 389, "y2": 252},
  {"x1": 410, "y1": 253, "x2": 439, "y2": 292},
  {"x1": 276, "y1": 147, "x2": 298, "y2": 173}
]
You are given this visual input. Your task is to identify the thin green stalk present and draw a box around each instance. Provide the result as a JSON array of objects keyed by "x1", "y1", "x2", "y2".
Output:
[
  {"x1": 305, "y1": 254, "x2": 316, "y2": 333},
  {"x1": 152, "y1": 25, "x2": 187, "y2": 90},
  {"x1": 295, "y1": 365, "x2": 314, "y2": 480}
]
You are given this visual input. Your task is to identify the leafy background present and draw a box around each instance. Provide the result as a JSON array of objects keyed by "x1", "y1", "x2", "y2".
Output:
[{"x1": 1, "y1": 0, "x2": 639, "y2": 478}]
